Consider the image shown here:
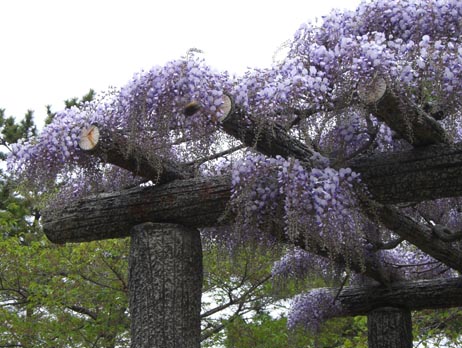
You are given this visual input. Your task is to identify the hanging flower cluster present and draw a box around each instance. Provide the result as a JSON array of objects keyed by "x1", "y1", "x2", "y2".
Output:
[
  {"x1": 8, "y1": 57, "x2": 231, "y2": 193},
  {"x1": 7, "y1": 0, "x2": 462, "y2": 334},
  {"x1": 287, "y1": 288, "x2": 342, "y2": 332},
  {"x1": 230, "y1": 153, "x2": 363, "y2": 262},
  {"x1": 271, "y1": 247, "x2": 334, "y2": 280}
]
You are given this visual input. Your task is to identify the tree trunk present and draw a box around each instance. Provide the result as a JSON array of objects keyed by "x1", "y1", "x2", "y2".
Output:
[
  {"x1": 129, "y1": 223, "x2": 203, "y2": 348},
  {"x1": 367, "y1": 307, "x2": 412, "y2": 348}
]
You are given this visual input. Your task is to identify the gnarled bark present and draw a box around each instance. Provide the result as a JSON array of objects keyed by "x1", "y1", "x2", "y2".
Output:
[
  {"x1": 349, "y1": 142, "x2": 462, "y2": 204},
  {"x1": 129, "y1": 223, "x2": 202, "y2": 348},
  {"x1": 43, "y1": 175, "x2": 231, "y2": 243},
  {"x1": 80, "y1": 126, "x2": 193, "y2": 184},
  {"x1": 358, "y1": 77, "x2": 448, "y2": 146},
  {"x1": 318, "y1": 277, "x2": 462, "y2": 317},
  {"x1": 42, "y1": 175, "x2": 391, "y2": 284},
  {"x1": 368, "y1": 307, "x2": 412, "y2": 348}
]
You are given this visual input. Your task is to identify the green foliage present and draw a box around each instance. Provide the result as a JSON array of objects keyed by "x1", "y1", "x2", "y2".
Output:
[
  {"x1": 0, "y1": 109, "x2": 40, "y2": 238},
  {"x1": 413, "y1": 309, "x2": 462, "y2": 347},
  {"x1": 201, "y1": 243, "x2": 282, "y2": 347},
  {"x1": 0, "y1": 235, "x2": 130, "y2": 347},
  {"x1": 0, "y1": 108, "x2": 36, "y2": 160},
  {"x1": 224, "y1": 313, "x2": 368, "y2": 348},
  {"x1": 0, "y1": 96, "x2": 130, "y2": 347}
]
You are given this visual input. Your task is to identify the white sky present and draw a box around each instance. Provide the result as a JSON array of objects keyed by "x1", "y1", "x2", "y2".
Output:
[{"x1": 0, "y1": 0, "x2": 361, "y2": 127}]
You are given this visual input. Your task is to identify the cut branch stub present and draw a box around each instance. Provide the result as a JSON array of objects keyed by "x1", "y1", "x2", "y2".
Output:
[
  {"x1": 357, "y1": 77, "x2": 448, "y2": 147},
  {"x1": 357, "y1": 76, "x2": 387, "y2": 105},
  {"x1": 218, "y1": 94, "x2": 234, "y2": 120},
  {"x1": 79, "y1": 124, "x2": 100, "y2": 150},
  {"x1": 183, "y1": 101, "x2": 202, "y2": 116},
  {"x1": 78, "y1": 125, "x2": 192, "y2": 184}
]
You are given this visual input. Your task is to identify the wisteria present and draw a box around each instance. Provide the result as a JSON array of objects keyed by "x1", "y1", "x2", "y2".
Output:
[
  {"x1": 271, "y1": 247, "x2": 335, "y2": 281},
  {"x1": 288, "y1": 288, "x2": 342, "y2": 332},
  {"x1": 378, "y1": 243, "x2": 454, "y2": 280},
  {"x1": 8, "y1": 57, "x2": 231, "y2": 192},
  {"x1": 7, "y1": 0, "x2": 462, "y2": 336}
]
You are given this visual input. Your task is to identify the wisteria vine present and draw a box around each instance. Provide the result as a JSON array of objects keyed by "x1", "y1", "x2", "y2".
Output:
[{"x1": 7, "y1": 0, "x2": 462, "y2": 333}]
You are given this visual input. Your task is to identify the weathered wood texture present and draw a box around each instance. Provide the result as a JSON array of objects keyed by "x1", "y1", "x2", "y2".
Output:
[
  {"x1": 221, "y1": 109, "x2": 462, "y2": 205},
  {"x1": 359, "y1": 79, "x2": 448, "y2": 146},
  {"x1": 350, "y1": 142, "x2": 462, "y2": 204},
  {"x1": 220, "y1": 110, "x2": 317, "y2": 165},
  {"x1": 43, "y1": 147, "x2": 462, "y2": 274},
  {"x1": 45, "y1": 149, "x2": 462, "y2": 239},
  {"x1": 364, "y1": 202, "x2": 462, "y2": 273},
  {"x1": 129, "y1": 223, "x2": 202, "y2": 348},
  {"x1": 367, "y1": 307, "x2": 412, "y2": 348},
  {"x1": 82, "y1": 128, "x2": 193, "y2": 184},
  {"x1": 43, "y1": 175, "x2": 231, "y2": 243},
  {"x1": 43, "y1": 175, "x2": 391, "y2": 283},
  {"x1": 323, "y1": 277, "x2": 462, "y2": 317}
]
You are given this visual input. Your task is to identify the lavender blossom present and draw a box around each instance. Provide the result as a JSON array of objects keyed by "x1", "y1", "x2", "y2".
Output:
[
  {"x1": 272, "y1": 248, "x2": 333, "y2": 280},
  {"x1": 288, "y1": 288, "x2": 343, "y2": 332}
]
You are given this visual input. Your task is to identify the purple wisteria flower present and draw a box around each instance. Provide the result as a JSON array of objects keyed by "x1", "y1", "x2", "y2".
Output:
[
  {"x1": 272, "y1": 247, "x2": 334, "y2": 280},
  {"x1": 8, "y1": 57, "x2": 231, "y2": 197},
  {"x1": 288, "y1": 288, "x2": 343, "y2": 332}
]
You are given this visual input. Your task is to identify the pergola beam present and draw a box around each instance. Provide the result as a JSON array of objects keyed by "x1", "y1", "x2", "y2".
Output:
[{"x1": 317, "y1": 277, "x2": 462, "y2": 318}]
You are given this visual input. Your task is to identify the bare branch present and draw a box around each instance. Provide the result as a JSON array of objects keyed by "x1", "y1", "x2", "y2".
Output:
[
  {"x1": 370, "y1": 237, "x2": 405, "y2": 252},
  {"x1": 186, "y1": 144, "x2": 246, "y2": 167},
  {"x1": 201, "y1": 274, "x2": 271, "y2": 319},
  {"x1": 66, "y1": 305, "x2": 98, "y2": 321}
]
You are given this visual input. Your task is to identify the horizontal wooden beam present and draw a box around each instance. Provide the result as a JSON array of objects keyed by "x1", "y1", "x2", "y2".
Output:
[
  {"x1": 321, "y1": 277, "x2": 462, "y2": 317},
  {"x1": 349, "y1": 142, "x2": 462, "y2": 204},
  {"x1": 45, "y1": 128, "x2": 462, "y2": 275},
  {"x1": 43, "y1": 175, "x2": 231, "y2": 243},
  {"x1": 43, "y1": 174, "x2": 393, "y2": 284}
]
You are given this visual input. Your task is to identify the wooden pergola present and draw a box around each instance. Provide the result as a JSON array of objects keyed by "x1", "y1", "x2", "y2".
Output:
[{"x1": 44, "y1": 82, "x2": 462, "y2": 347}]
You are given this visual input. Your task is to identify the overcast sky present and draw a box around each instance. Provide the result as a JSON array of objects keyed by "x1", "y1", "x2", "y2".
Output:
[{"x1": 0, "y1": 0, "x2": 361, "y2": 126}]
